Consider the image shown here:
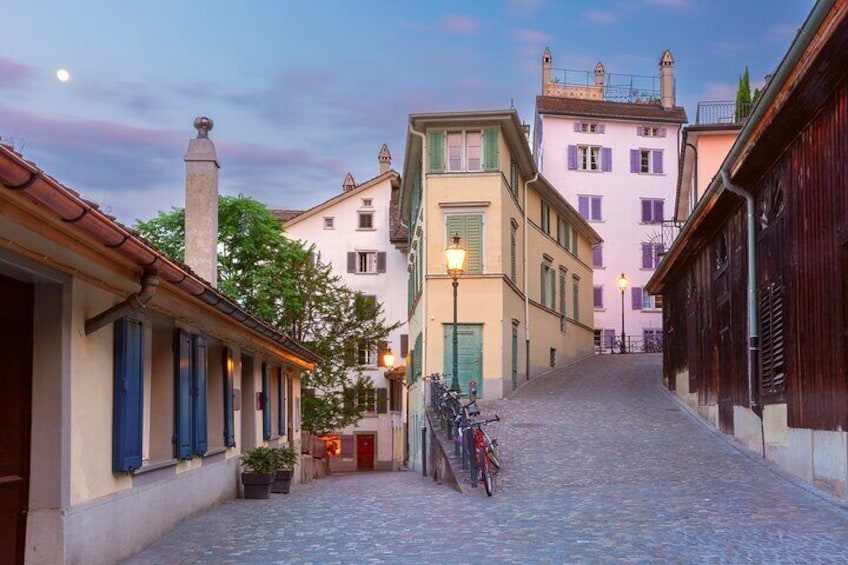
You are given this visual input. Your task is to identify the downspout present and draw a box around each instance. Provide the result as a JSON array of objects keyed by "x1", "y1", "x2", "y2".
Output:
[
  {"x1": 720, "y1": 170, "x2": 761, "y2": 421},
  {"x1": 523, "y1": 173, "x2": 539, "y2": 381},
  {"x1": 409, "y1": 124, "x2": 427, "y2": 471},
  {"x1": 85, "y1": 269, "x2": 159, "y2": 334}
]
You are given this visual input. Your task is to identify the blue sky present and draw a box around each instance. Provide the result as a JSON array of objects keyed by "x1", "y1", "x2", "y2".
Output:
[{"x1": 1, "y1": 0, "x2": 814, "y2": 225}]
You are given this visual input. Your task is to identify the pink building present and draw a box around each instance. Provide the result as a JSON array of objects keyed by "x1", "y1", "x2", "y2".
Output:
[{"x1": 534, "y1": 49, "x2": 687, "y2": 351}]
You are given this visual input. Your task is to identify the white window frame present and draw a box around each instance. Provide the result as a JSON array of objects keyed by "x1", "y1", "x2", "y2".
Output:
[
  {"x1": 323, "y1": 217, "x2": 334, "y2": 230},
  {"x1": 578, "y1": 145, "x2": 601, "y2": 171},
  {"x1": 641, "y1": 126, "x2": 660, "y2": 137},
  {"x1": 641, "y1": 289, "x2": 663, "y2": 311},
  {"x1": 638, "y1": 149, "x2": 662, "y2": 174},
  {"x1": 356, "y1": 251, "x2": 378, "y2": 274},
  {"x1": 446, "y1": 130, "x2": 482, "y2": 172},
  {"x1": 580, "y1": 122, "x2": 599, "y2": 133}
]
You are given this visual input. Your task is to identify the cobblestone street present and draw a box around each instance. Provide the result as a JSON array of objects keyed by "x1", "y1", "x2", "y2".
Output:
[{"x1": 126, "y1": 354, "x2": 848, "y2": 564}]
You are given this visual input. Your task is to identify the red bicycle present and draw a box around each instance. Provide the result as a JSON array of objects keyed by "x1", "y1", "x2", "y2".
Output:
[{"x1": 471, "y1": 415, "x2": 500, "y2": 496}]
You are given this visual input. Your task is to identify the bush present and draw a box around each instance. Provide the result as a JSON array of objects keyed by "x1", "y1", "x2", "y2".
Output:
[
  {"x1": 275, "y1": 446, "x2": 298, "y2": 469},
  {"x1": 240, "y1": 446, "x2": 279, "y2": 475}
]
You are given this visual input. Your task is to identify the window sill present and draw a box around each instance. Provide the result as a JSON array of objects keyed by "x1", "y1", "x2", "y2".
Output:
[
  {"x1": 356, "y1": 228, "x2": 377, "y2": 232},
  {"x1": 594, "y1": 307, "x2": 606, "y2": 312},
  {"x1": 354, "y1": 271, "x2": 379, "y2": 275},
  {"x1": 641, "y1": 308, "x2": 662, "y2": 313},
  {"x1": 576, "y1": 169, "x2": 604, "y2": 173},
  {"x1": 135, "y1": 458, "x2": 178, "y2": 475},
  {"x1": 635, "y1": 172, "x2": 666, "y2": 176}
]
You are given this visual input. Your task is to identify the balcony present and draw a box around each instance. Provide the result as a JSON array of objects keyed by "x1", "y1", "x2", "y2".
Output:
[{"x1": 695, "y1": 100, "x2": 752, "y2": 126}]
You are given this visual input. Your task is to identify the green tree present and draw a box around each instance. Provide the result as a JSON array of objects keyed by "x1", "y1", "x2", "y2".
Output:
[
  {"x1": 136, "y1": 195, "x2": 398, "y2": 435},
  {"x1": 735, "y1": 66, "x2": 752, "y2": 123}
]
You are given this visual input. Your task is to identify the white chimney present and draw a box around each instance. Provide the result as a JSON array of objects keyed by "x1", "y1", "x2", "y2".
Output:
[{"x1": 184, "y1": 116, "x2": 219, "y2": 287}]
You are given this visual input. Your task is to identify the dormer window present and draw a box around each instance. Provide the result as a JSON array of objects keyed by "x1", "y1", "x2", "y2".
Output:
[
  {"x1": 638, "y1": 126, "x2": 666, "y2": 138},
  {"x1": 447, "y1": 131, "x2": 482, "y2": 172},
  {"x1": 577, "y1": 122, "x2": 604, "y2": 134}
]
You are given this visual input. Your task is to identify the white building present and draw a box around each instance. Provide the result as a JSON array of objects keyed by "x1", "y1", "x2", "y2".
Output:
[
  {"x1": 534, "y1": 49, "x2": 687, "y2": 351},
  {"x1": 277, "y1": 145, "x2": 408, "y2": 472}
]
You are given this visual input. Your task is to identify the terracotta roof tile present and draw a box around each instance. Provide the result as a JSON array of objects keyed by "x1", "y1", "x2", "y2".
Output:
[
  {"x1": 536, "y1": 96, "x2": 687, "y2": 123},
  {"x1": 271, "y1": 209, "x2": 304, "y2": 222}
]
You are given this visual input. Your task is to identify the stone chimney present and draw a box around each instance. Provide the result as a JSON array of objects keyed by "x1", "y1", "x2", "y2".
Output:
[
  {"x1": 542, "y1": 47, "x2": 552, "y2": 93},
  {"x1": 343, "y1": 172, "x2": 356, "y2": 192},
  {"x1": 184, "y1": 116, "x2": 219, "y2": 287},
  {"x1": 378, "y1": 144, "x2": 392, "y2": 174},
  {"x1": 659, "y1": 50, "x2": 675, "y2": 109},
  {"x1": 594, "y1": 61, "x2": 605, "y2": 87}
]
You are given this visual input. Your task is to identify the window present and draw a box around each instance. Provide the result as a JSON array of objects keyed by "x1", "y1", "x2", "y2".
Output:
[
  {"x1": 571, "y1": 227, "x2": 578, "y2": 255},
  {"x1": 447, "y1": 131, "x2": 482, "y2": 172},
  {"x1": 592, "y1": 244, "x2": 603, "y2": 268},
  {"x1": 568, "y1": 145, "x2": 611, "y2": 172},
  {"x1": 541, "y1": 201, "x2": 551, "y2": 234},
  {"x1": 549, "y1": 348, "x2": 557, "y2": 368},
  {"x1": 577, "y1": 122, "x2": 603, "y2": 134},
  {"x1": 347, "y1": 251, "x2": 386, "y2": 274},
  {"x1": 593, "y1": 286, "x2": 604, "y2": 309},
  {"x1": 641, "y1": 199, "x2": 664, "y2": 224},
  {"x1": 572, "y1": 276, "x2": 580, "y2": 322},
  {"x1": 429, "y1": 128, "x2": 498, "y2": 173},
  {"x1": 638, "y1": 126, "x2": 666, "y2": 137},
  {"x1": 357, "y1": 341, "x2": 377, "y2": 366},
  {"x1": 558, "y1": 268, "x2": 567, "y2": 317},
  {"x1": 510, "y1": 160, "x2": 519, "y2": 194},
  {"x1": 630, "y1": 149, "x2": 664, "y2": 174},
  {"x1": 510, "y1": 223, "x2": 517, "y2": 283},
  {"x1": 357, "y1": 387, "x2": 377, "y2": 413},
  {"x1": 632, "y1": 287, "x2": 662, "y2": 310},
  {"x1": 578, "y1": 196, "x2": 602, "y2": 222},
  {"x1": 323, "y1": 217, "x2": 334, "y2": 229},
  {"x1": 541, "y1": 261, "x2": 555, "y2": 309},
  {"x1": 445, "y1": 214, "x2": 483, "y2": 274},
  {"x1": 358, "y1": 212, "x2": 374, "y2": 229},
  {"x1": 361, "y1": 198, "x2": 373, "y2": 208},
  {"x1": 760, "y1": 280, "x2": 786, "y2": 395},
  {"x1": 557, "y1": 218, "x2": 570, "y2": 250},
  {"x1": 641, "y1": 243, "x2": 664, "y2": 269}
]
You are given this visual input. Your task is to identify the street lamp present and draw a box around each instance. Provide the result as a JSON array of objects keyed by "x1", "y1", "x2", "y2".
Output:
[
  {"x1": 445, "y1": 234, "x2": 467, "y2": 392},
  {"x1": 618, "y1": 273, "x2": 628, "y2": 354},
  {"x1": 381, "y1": 349, "x2": 395, "y2": 371}
]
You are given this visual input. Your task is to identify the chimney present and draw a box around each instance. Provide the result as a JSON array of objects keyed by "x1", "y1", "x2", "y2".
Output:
[
  {"x1": 184, "y1": 116, "x2": 219, "y2": 287},
  {"x1": 594, "y1": 61, "x2": 605, "y2": 88},
  {"x1": 542, "y1": 47, "x2": 552, "y2": 93},
  {"x1": 343, "y1": 172, "x2": 356, "y2": 192},
  {"x1": 659, "y1": 50, "x2": 675, "y2": 109},
  {"x1": 378, "y1": 144, "x2": 392, "y2": 175}
]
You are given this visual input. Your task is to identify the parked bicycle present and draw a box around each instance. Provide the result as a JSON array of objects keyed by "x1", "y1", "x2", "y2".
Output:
[{"x1": 470, "y1": 414, "x2": 500, "y2": 496}]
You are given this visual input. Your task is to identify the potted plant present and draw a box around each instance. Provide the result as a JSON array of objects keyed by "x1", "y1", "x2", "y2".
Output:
[
  {"x1": 271, "y1": 446, "x2": 299, "y2": 494},
  {"x1": 240, "y1": 446, "x2": 279, "y2": 499}
]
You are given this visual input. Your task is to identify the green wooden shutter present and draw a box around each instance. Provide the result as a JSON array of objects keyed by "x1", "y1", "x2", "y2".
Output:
[
  {"x1": 465, "y1": 215, "x2": 482, "y2": 274},
  {"x1": 510, "y1": 160, "x2": 518, "y2": 194},
  {"x1": 540, "y1": 264, "x2": 546, "y2": 306},
  {"x1": 483, "y1": 128, "x2": 499, "y2": 171},
  {"x1": 510, "y1": 226, "x2": 517, "y2": 282},
  {"x1": 428, "y1": 130, "x2": 444, "y2": 173},
  {"x1": 376, "y1": 388, "x2": 388, "y2": 414}
]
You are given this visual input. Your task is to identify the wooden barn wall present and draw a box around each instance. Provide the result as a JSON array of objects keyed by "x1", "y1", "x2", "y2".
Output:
[
  {"x1": 780, "y1": 77, "x2": 848, "y2": 431},
  {"x1": 663, "y1": 76, "x2": 848, "y2": 433}
]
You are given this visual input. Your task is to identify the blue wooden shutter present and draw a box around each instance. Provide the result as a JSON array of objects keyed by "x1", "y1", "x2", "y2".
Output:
[
  {"x1": 483, "y1": 128, "x2": 499, "y2": 171},
  {"x1": 193, "y1": 335, "x2": 208, "y2": 455},
  {"x1": 428, "y1": 130, "x2": 444, "y2": 173},
  {"x1": 567, "y1": 145, "x2": 578, "y2": 170},
  {"x1": 641, "y1": 200, "x2": 652, "y2": 223},
  {"x1": 593, "y1": 286, "x2": 603, "y2": 309},
  {"x1": 631, "y1": 287, "x2": 643, "y2": 310},
  {"x1": 641, "y1": 244, "x2": 652, "y2": 269},
  {"x1": 591, "y1": 197, "x2": 602, "y2": 221},
  {"x1": 113, "y1": 316, "x2": 144, "y2": 473},
  {"x1": 175, "y1": 330, "x2": 194, "y2": 459},
  {"x1": 601, "y1": 147, "x2": 612, "y2": 172},
  {"x1": 578, "y1": 196, "x2": 589, "y2": 218},
  {"x1": 262, "y1": 363, "x2": 271, "y2": 440},
  {"x1": 653, "y1": 150, "x2": 664, "y2": 174},
  {"x1": 630, "y1": 149, "x2": 639, "y2": 173},
  {"x1": 222, "y1": 348, "x2": 235, "y2": 448},
  {"x1": 276, "y1": 371, "x2": 284, "y2": 436}
]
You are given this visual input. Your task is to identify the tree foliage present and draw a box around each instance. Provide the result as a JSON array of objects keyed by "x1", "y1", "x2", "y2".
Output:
[
  {"x1": 136, "y1": 195, "x2": 398, "y2": 435},
  {"x1": 735, "y1": 67, "x2": 752, "y2": 123}
]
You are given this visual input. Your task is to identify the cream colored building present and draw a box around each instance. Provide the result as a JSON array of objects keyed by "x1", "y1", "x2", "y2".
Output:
[
  {"x1": 0, "y1": 124, "x2": 318, "y2": 564},
  {"x1": 400, "y1": 110, "x2": 601, "y2": 473}
]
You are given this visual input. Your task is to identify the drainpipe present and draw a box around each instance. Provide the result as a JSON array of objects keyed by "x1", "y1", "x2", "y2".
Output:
[
  {"x1": 720, "y1": 170, "x2": 759, "y2": 418},
  {"x1": 409, "y1": 124, "x2": 428, "y2": 471},
  {"x1": 523, "y1": 173, "x2": 539, "y2": 381},
  {"x1": 85, "y1": 269, "x2": 159, "y2": 335}
]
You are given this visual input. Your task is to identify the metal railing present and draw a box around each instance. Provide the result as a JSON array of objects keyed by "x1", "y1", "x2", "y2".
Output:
[
  {"x1": 547, "y1": 68, "x2": 661, "y2": 104},
  {"x1": 596, "y1": 335, "x2": 664, "y2": 354},
  {"x1": 695, "y1": 100, "x2": 752, "y2": 126}
]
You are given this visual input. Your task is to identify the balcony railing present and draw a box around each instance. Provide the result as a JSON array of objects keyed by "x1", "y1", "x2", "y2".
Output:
[
  {"x1": 547, "y1": 68, "x2": 661, "y2": 104},
  {"x1": 695, "y1": 100, "x2": 752, "y2": 126}
]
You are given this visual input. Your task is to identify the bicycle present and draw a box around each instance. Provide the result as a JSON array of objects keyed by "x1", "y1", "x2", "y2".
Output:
[{"x1": 471, "y1": 415, "x2": 500, "y2": 496}]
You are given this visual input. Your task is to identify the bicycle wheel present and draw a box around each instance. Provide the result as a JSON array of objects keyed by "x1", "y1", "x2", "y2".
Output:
[{"x1": 482, "y1": 463, "x2": 494, "y2": 496}]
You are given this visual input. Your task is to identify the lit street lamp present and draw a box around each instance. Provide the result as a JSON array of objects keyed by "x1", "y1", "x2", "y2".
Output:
[
  {"x1": 445, "y1": 234, "x2": 467, "y2": 392},
  {"x1": 618, "y1": 273, "x2": 628, "y2": 354},
  {"x1": 381, "y1": 349, "x2": 394, "y2": 371}
]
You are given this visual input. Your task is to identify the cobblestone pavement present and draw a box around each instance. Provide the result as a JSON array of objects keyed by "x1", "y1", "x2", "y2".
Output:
[{"x1": 127, "y1": 354, "x2": 848, "y2": 564}]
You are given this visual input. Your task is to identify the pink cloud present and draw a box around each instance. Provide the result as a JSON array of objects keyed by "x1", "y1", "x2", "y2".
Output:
[
  {"x1": 442, "y1": 14, "x2": 480, "y2": 35},
  {"x1": 0, "y1": 58, "x2": 34, "y2": 89}
]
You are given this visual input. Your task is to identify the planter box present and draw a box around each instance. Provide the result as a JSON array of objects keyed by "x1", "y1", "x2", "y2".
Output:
[
  {"x1": 241, "y1": 473, "x2": 274, "y2": 499},
  {"x1": 271, "y1": 469, "x2": 294, "y2": 494}
]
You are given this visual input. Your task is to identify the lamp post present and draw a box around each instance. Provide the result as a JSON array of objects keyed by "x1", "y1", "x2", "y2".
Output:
[
  {"x1": 445, "y1": 234, "x2": 467, "y2": 392},
  {"x1": 618, "y1": 273, "x2": 628, "y2": 354},
  {"x1": 381, "y1": 349, "x2": 395, "y2": 372}
]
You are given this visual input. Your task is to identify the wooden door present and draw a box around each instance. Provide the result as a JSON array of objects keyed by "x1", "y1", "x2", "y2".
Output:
[
  {"x1": 356, "y1": 434, "x2": 375, "y2": 471},
  {"x1": 0, "y1": 274, "x2": 34, "y2": 565},
  {"x1": 443, "y1": 324, "x2": 483, "y2": 395},
  {"x1": 717, "y1": 299, "x2": 734, "y2": 434}
]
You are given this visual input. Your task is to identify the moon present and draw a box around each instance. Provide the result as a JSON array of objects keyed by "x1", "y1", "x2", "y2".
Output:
[{"x1": 56, "y1": 69, "x2": 71, "y2": 82}]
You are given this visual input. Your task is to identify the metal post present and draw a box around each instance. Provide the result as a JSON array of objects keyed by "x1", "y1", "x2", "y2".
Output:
[
  {"x1": 620, "y1": 287, "x2": 627, "y2": 354},
  {"x1": 421, "y1": 426, "x2": 427, "y2": 477},
  {"x1": 450, "y1": 278, "x2": 460, "y2": 392}
]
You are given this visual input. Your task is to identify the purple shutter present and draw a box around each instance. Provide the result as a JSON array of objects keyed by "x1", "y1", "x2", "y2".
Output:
[
  {"x1": 592, "y1": 244, "x2": 602, "y2": 268},
  {"x1": 641, "y1": 200, "x2": 651, "y2": 223},
  {"x1": 653, "y1": 150, "x2": 664, "y2": 174},
  {"x1": 578, "y1": 196, "x2": 589, "y2": 218},
  {"x1": 630, "y1": 149, "x2": 639, "y2": 173},
  {"x1": 574, "y1": 122, "x2": 581, "y2": 133},
  {"x1": 601, "y1": 147, "x2": 612, "y2": 172},
  {"x1": 636, "y1": 126, "x2": 643, "y2": 136},
  {"x1": 654, "y1": 200, "x2": 664, "y2": 223},
  {"x1": 347, "y1": 252, "x2": 356, "y2": 273},
  {"x1": 377, "y1": 252, "x2": 386, "y2": 273},
  {"x1": 641, "y1": 244, "x2": 652, "y2": 269},
  {"x1": 597, "y1": 123, "x2": 605, "y2": 134},
  {"x1": 659, "y1": 127, "x2": 667, "y2": 138},
  {"x1": 631, "y1": 287, "x2": 643, "y2": 310},
  {"x1": 591, "y1": 197, "x2": 601, "y2": 221},
  {"x1": 567, "y1": 145, "x2": 578, "y2": 170},
  {"x1": 593, "y1": 287, "x2": 603, "y2": 308}
]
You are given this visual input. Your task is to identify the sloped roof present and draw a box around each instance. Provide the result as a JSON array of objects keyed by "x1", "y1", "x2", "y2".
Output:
[
  {"x1": 536, "y1": 96, "x2": 687, "y2": 123},
  {"x1": 271, "y1": 209, "x2": 305, "y2": 222}
]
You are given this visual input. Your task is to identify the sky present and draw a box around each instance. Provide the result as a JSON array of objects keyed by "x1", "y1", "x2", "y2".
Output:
[{"x1": 0, "y1": 0, "x2": 815, "y2": 226}]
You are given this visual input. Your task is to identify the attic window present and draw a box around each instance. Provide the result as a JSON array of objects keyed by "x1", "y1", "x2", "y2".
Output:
[
  {"x1": 362, "y1": 198, "x2": 373, "y2": 208},
  {"x1": 324, "y1": 217, "x2": 334, "y2": 229}
]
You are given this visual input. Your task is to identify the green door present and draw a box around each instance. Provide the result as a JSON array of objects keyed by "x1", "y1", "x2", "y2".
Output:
[{"x1": 443, "y1": 324, "x2": 483, "y2": 395}]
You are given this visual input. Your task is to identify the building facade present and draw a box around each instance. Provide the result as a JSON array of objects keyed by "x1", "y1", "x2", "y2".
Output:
[
  {"x1": 534, "y1": 49, "x2": 687, "y2": 352},
  {"x1": 0, "y1": 123, "x2": 319, "y2": 564},
  {"x1": 648, "y1": 0, "x2": 848, "y2": 500},
  {"x1": 280, "y1": 145, "x2": 408, "y2": 472},
  {"x1": 400, "y1": 109, "x2": 601, "y2": 474}
]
